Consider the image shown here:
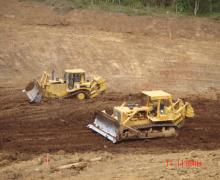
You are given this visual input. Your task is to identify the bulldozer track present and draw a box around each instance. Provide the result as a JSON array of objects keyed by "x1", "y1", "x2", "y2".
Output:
[{"x1": 63, "y1": 89, "x2": 90, "y2": 99}]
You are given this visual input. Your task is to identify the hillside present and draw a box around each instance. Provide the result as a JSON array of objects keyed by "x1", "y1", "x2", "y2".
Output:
[
  {"x1": 0, "y1": 1, "x2": 220, "y2": 179},
  {"x1": 0, "y1": 0, "x2": 219, "y2": 96}
]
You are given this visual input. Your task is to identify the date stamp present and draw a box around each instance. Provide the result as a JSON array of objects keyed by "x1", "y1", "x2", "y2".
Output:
[{"x1": 166, "y1": 159, "x2": 202, "y2": 168}]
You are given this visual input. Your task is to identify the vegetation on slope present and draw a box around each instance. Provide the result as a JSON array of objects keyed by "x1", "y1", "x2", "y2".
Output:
[{"x1": 30, "y1": 0, "x2": 220, "y2": 17}]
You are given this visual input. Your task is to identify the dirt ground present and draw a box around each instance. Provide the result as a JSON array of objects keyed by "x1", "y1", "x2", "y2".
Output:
[
  {"x1": 0, "y1": 150, "x2": 220, "y2": 180},
  {"x1": 0, "y1": 0, "x2": 220, "y2": 94},
  {"x1": 0, "y1": 88, "x2": 220, "y2": 179},
  {"x1": 0, "y1": 0, "x2": 220, "y2": 179},
  {"x1": 0, "y1": 88, "x2": 220, "y2": 153}
]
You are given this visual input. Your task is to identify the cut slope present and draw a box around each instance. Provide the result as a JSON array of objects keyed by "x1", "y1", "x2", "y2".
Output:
[{"x1": 0, "y1": 0, "x2": 219, "y2": 95}]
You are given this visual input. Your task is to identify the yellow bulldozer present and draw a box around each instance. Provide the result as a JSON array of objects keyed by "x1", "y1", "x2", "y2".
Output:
[
  {"x1": 23, "y1": 69, "x2": 107, "y2": 102},
  {"x1": 88, "y1": 90, "x2": 194, "y2": 143}
]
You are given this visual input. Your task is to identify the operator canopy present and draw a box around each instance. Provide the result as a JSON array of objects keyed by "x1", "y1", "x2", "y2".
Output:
[
  {"x1": 64, "y1": 69, "x2": 85, "y2": 74},
  {"x1": 142, "y1": 90, "x2": 172, "y2": 100}
]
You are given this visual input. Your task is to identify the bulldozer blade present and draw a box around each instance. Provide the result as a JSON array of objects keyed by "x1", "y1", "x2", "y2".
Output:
[
  {"x1": 87, "y1": 111, "x2": 120, "y2": 143},
  {"x1": 186, "y1": 103, "x2": 195, "y2": 118},
  {"x1": 23, "y1": 80, "x2": 42, "y2": 103}
]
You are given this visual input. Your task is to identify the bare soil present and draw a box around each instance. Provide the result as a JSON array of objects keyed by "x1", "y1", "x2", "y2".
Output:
[
  {"x1": 0, "y1": 0, "x2": 220, "y2": 179},
  {"x1": 0, "y1": 88, "x2": 219, "y2": 154},
  {"x1": 1, "y1": 150, "x2": 220, "y2": 180},
  {"x1": 0, "y1": 0, "x2": 220, "y2": 94},
  {"x1": 0, "y1": 88, "x2": 220, "y2": 179}
]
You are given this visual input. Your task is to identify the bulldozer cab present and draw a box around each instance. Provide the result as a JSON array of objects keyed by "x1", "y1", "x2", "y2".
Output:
[
  {"x1": 64, "y1": 69, "x2": 86, "y2": 89},
  {"x1": 142, "y1": 90, "x2": 173, "y2": 121}
]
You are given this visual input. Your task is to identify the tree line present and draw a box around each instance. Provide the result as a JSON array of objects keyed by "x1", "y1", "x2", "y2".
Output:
[{"x1": 82, "y1": 0, "x2": 220, "y2": 15}]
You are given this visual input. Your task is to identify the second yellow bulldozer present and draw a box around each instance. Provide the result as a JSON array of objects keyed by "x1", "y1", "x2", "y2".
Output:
[
  {"x1": 23, "y1": 69, "x2": 107, "y2": 102},
  {"x1": 88, "y1": 90, "x2": 194, "y2": 143}
]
